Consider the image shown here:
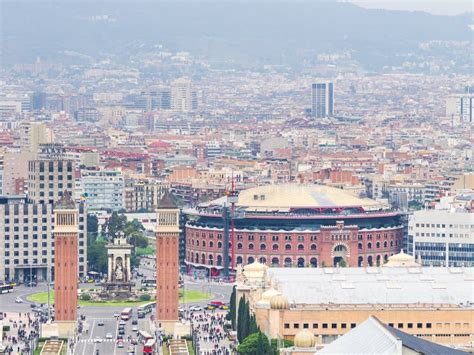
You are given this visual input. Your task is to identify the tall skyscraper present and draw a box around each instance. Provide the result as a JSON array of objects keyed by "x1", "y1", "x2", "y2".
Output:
[
  {"x1": 171, "y1": 78, "x2": 197, "y2": 112},
  {"x1": 155, "y1": 192, "x2": 180, "y2": 333},
  {"x1": 53, "y1": 191, "x2": 78, "y2": 335},
  {"x1": 446, "y1": 93, "x2": 473, "y2": 124},
  {"x1": 311, "y1": 82, "x2": 334, "y2": 118}
]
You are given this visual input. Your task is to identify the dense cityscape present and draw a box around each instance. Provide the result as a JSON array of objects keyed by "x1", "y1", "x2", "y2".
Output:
[{"x1": 0, "y1": 0, "x2": 473, "y2": 354}]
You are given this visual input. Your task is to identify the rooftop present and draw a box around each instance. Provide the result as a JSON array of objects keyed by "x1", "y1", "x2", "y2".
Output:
[
  {"x1": 202, "y1": 184, "x2": 388, "y2": 211},
  {"x1": 265, "y1": 266, "x2": 474, "y2": 306}
]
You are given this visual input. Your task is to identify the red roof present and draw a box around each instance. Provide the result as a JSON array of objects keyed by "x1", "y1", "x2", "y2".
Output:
[{"x1": 149, "y1": 140, "x2": 171, "y2": 148}]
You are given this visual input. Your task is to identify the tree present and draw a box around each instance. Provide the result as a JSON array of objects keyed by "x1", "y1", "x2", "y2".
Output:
[
  {"x1": 338, "y1": 259, "x2": 347, "y2": 267},
  {"x1": 128, "y1": 232, "x2": 149, "y2": 248},
  {"x1": 237, "y1": 295, "x2": 248, "y2": 343},
  {"x1": 237, "y1": 331, "x2": 271, "y2": 355},
  {"x1": 249, "y1": 314, "x2": 258, "y2": 335},
  {"x1": 102, "y1": 212, "x2": 127, "y2": 240},
  {"x1": 228, "y1": 286, "x2": 237, "y2": 330},
  {"x1": 270, "y1": 339, "x2": 293, "y2": 354},
  {"x1": 87, "y1": 238, "x2": 108, "y2": 274},
  {"x1": 87, "y1": 214, "x2": 99, "y2": 242}
]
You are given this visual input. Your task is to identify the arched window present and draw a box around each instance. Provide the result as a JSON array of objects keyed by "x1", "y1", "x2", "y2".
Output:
[
  {"x1": 384, "y1": 254, "x2": 388, "y2": 262},
  {"x1": 297, "y1": 257, "x2": 305, "y2": 267},
  {"x1": 259, "y1": 257, "x2": 267, "y2": 264},
  {"x1": 376, "y1": 242, "x2": 380, "y2": 249},
  {"x1": 367, "y1": 255, "x2": 373, "y2": 266},
  {"x1": 358, "y1": 242, "x2": 363, "y2": 250},
  {"x1": 272, "y1": 244, "x2": 279, "y2": 250},
  {"x1": 310, "y1": 257, "x2": 317, "y2": 267},
  {"x1": 358, "y1": 256, "x2": 363, "y2": 267},
  {"x1": 367, "y1": 242, "x2": 372, "y2": 249},
  {"x1": 237, "y1": 243, "x2": 243, "y2": 250},
  {"x1": 285, "y1": 244, "x2": 291, "y2": 251},
  {"x1": 190, "y1": 253, "x2": 194, "y2": 262},
  {"x1": 195, "y1": 253, "x2": 199, "y2": 263},
  {"x1": 311, "y1": 244, "x2": 317, "y2": 251},
  {"x1": 334, "y1": 245, "x2": 345, "y2": 252},
  {"x1": 284, "y1": 258, "x2": 292, "y2": 267},
  {"x1": 217, "y1": 241, "x2": 222, "y2": 249},
  {"x1": 201, "y1": 253, "x2": 205, "y2": 264},
  {"x1": 271, "y1": 257, "x2": 279, "y2": 266},
  {"x1": 202, "y1": 241, "x2": 206, "y2": 248},
  {"x1": 376, "y1": 255, "x2": 381, "y2": 266},
  {"x1": 236, "y1": 256, "x2": 243, "y2": 264},
  {"x1": 248, "y1": 243, "x2": 254, "y2": 250},
  {"x1": 217, "y1": 255, "x2": 222, "y2": 266},
  {"x1": 209, "y1": 241, "x2": 214, "y2": 248},
  {"x1": 196, "y1": 240, "x2": 200, "y2": 247},
  {"x1": 272, "y1": 235, "x2": 279, "y2": 242},
  {"x1": 383, "y1": 241, "x2": 387, "y2": 248},
  {"x1": 260, "y1": 243, "x2": 266, "y2": 250},
  {"x1": 208, "y1": 254, "x2": 213, "y2": 265},
  {"x1": 298, "y1": 244, "x2": 304, "y2": 251},
  {"x1": 390, "y1": 241, "x2": 393, "y2": 247},
  {"x1": 191, "y1": 239, "x2": 195, "y2": 245},
  {"x1": 248, "y1": 256, "x2": 255, "y2": 264}
]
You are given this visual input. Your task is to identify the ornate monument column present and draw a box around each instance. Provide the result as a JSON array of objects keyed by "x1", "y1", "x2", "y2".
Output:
[
  {"x1": 103, "y1": 232, "x2": 134, "y2": 299},
  {"x1": 155, "y1": 192, "x2": 180, "y2": 333},
  {"x1": 53, "y1": 191, "x2": 79, "y2": 337}
]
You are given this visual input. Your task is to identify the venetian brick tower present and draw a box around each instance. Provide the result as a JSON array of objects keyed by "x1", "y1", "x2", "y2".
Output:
[
  {"x1": 155, "y1": 192, "x2": 180, "y2": 333},
  {"x1": 53, "y1": 191, "x2": 78, "y2": 335}
]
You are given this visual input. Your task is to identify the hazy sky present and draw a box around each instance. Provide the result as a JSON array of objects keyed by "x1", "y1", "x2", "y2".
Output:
[{"x1": 348, "y1": 0, "x2": 472, "y2": 16}]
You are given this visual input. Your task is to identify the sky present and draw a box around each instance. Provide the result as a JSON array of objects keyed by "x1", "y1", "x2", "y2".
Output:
[{"x1": 347, "y1": 0, "x2": 472, "y2": 16}]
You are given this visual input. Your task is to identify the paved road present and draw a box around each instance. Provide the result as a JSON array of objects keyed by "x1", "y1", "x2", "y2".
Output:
[{"x1": 74, "y1": 312, "x2": 151, "y2": 355}]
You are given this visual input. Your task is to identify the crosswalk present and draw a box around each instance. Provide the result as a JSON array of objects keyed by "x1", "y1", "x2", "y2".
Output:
[{"x1": 78, "y1": 338, "x2": 116, "y2": 343}]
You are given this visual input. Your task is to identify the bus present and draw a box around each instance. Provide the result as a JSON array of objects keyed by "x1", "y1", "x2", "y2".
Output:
[
  {"x1": 138, "y1": 302, "x2": 155, "y2": 315},
  {"x1": 0, "y1": 284, "x2": 13, "y2": 294},
  {"x1": 121, "y1": 308, "x2": 133, "y2": 321},
  {"x1": 138, "y1": 330, "x2": 153, "y2": 343},
  {"x1": 143, "y1": 339, "x2": 156, "y2": 354}
]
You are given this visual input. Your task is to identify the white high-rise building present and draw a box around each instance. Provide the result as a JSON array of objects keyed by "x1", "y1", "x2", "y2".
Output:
[
  {"x1": 171, "y1": 78, "x2": 197, "y2": 112},
  {"x1": 446, "y1": 93, "x2": 473, "y2": 125},
  {"x1": 311, "y1": 82, "x2": 334, "y2": 118},
  {"x1": 20, "y1": 121, "x2": 53, "y2": 156}
]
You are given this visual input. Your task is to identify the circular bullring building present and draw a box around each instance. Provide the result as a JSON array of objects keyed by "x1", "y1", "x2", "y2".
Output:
[{"x1": 184, "y1": 184, "x2": 404, "y2": 273}]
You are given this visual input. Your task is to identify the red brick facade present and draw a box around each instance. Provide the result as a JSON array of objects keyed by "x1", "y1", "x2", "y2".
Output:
[
  {"x1": 54, "y1": 233, "x2": 78, "y2": 321},
  {"x1": 156, "y1": 231, "x2": 179, "y2": 323},
  {"x1": 185, "y1": 221, "x2": 403, "y2": 268}
]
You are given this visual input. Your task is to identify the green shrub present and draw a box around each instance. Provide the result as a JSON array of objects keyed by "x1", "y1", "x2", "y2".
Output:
[
  {"x1": 80, "y1": 293, "x2": 91, "y2": 301},
  {"x1": 139, "y1": 294, "x2": 151, "y2": 301},
  {"x1": 3, "y1": 325, "x2": 10, "y2": 332}
]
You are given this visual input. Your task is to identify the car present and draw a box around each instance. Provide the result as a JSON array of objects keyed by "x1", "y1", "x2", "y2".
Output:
[
  {"x1": 205, "y1": 305, "x2": 216, "y2": 310},
  {"x1": 113, "y1": 313, "x2": 120, "y2": 318},
  {"x1": 220, "y1": 305, "x2": 229, "y2": 310},
  {"x1": 117, "y1": 341, "x2": 124, "y2": 348},
  {"x1": 119, "y1": 320, "x2": 126, "y2": 325},
  {"x1": 94, "y1": 337, "x2": 103, "y2": 343},
  {"x1": 127, "y1": 346, "x2": 135, "y2": 354},
  {"x1": 15, "y1": 297, "x2": 23, "y2": 303},
  {"x1": 137, "y1": 312, "x2": 145, "y2": 319},
  {"x1": 118, "y1": 328, "x2": 125, "y2": 335},
  {"x1": 9, "y1": 282, "x2": 17, "y2": 287},
  {"x1": 117, "y1": 334, "x2": 124, "y2": 340},
  {"x1": 132, "y1": 326, "x2": 138, "y2": 332},
  {"x1": 105, "y1": 333, "x2": 113, "y2": 339},
  {"x1": 131, "y1": 319, "x2": 138, "y2": 325},
  {"x1": 130, "y1": 338, "x2": 138, "y2": 345},
  {"x1": 189, "y1": 306, "x2": 202, "y2": 312},
  {"x1": 97, "y1": 321, "x2": 105, "y2": 326}
]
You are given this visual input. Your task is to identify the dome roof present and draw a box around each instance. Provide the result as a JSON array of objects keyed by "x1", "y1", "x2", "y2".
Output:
[
  {"x1": 294, "y1": 329, "x2": 316, "y2": 348},
  {"x1": 244, "y1": 261, "x2": 267, "y2": 273},
  {"x1": 261, "y1": 288, "x2": 282, "y2": 302},
  {"x1": 201, "y1": 184, "x2": 388, "y2": 211},
  {"x1": 270, "y1": 294, "x2": 289, "y2": 310},
  {"x1": 384, "y1": 250, "x2": 420, "y2": 267}
]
